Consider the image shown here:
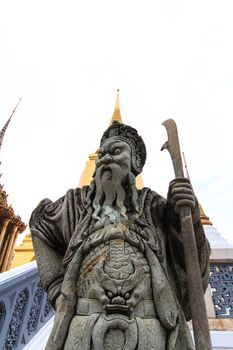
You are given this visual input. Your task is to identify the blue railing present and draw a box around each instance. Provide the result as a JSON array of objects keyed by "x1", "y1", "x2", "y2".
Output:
[{"x1": 0, "y1": 262, "x2": 54, "y2": 350}]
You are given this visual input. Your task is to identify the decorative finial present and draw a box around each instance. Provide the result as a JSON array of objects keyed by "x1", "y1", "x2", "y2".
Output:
[
  {"x1": 199, "y1": 204, "x2": 213, "y2": 226},
  {"x1": 109, "y1": 90, "x2": 122, "y2": 125},
  {"x1": 0, "y1": 98, "x2": 22, "y2": 151}
]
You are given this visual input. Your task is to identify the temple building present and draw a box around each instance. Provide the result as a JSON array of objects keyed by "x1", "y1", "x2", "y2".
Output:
[{"x1": 0, "y1": 113, "x2": 26, "y2": 273}]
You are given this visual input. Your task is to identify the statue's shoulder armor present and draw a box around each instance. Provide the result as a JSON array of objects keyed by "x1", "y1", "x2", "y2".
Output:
[
  {"x1": 137, "y1": 187, "x2": 165, "y2": 212},
  {"x1": 29, "y1": 187, "x2": 86, "y2": 228}
]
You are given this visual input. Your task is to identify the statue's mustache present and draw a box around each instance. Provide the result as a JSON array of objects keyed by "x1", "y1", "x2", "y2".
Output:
[
  {"x1": 95, "y1": 162, "x2": 123, "y2": 180},
  {"x1": 98, "y1": 166, "x2": 113, "y2": 179}
]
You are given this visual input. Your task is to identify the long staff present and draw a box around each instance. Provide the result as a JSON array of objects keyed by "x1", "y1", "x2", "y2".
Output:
[{"x1": 162, "y1": 119, "x2": 212, "y2": 350}]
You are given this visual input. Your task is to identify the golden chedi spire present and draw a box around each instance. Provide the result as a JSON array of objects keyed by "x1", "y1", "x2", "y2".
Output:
[
  {"x1": 78, "y1": 91, "x2": 143, "y2": 188},
  {"x1": 109, "y1": 89, "x2": 122, "y2": 125},
  {"x1": 199, "y1": 204, "x2": 213, "y2": 226}
]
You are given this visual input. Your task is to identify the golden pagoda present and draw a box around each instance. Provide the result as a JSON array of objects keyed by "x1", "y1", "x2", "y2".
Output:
[{"x1": 79, "y1": 90, "x2": 144, "y2": 188}]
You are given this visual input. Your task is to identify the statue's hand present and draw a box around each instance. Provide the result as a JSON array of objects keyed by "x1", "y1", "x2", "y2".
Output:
[{"x1": 169, "y1": 177, "x2": 196, "y2": 213}]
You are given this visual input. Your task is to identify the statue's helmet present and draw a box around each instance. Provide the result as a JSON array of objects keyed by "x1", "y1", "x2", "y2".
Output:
[{"x1": 100, "y1": 121, "x2": 147, "y2": 176}]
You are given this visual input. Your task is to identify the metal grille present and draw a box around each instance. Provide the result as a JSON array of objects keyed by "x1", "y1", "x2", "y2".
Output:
[{"x1": 209, "y1": 264, "x2": 233, "y2": 318}]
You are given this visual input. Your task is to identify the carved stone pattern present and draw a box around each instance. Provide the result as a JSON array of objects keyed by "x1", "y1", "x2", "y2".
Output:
[
  {"x1": 3, "y1": 289, "x2": 28, "y2": 349},
  {"x1": 27, "y1": 282, "x2": 43, "y2": 335},
  {"x1": 209, "y1": 264, "x2": 233, "y2": 318},
  {"x1": 44, "y1": 299, "x2": 53, "y2": 319},
  {"x1": 77, "y1": 240, "x2": 150, "y2": 297},
  {"x1": 0, "y1": 301, "x2": 6, "y2": 332}
]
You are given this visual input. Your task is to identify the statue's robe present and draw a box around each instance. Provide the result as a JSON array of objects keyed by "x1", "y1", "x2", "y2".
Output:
[{"x1": 30, "y1": 186, "x2": 210, "y2": 350}]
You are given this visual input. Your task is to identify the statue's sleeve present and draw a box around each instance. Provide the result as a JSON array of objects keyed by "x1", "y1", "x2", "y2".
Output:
[
  {"x1": 29, "y1": 189, "x2": 80, "y2": 307},
  {"x1": 151, "y1": 193, "x2": 211, "y2": 320}
]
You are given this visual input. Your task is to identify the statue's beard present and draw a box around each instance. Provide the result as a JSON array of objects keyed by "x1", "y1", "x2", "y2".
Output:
[{"x1": 92, "y1": 163, "x2": 138, "y2": 221}]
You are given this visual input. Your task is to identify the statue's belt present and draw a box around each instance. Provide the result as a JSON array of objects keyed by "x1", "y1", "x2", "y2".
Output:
[{"x1": 76, "y1": 298, "x2": 156, "y2": 319}]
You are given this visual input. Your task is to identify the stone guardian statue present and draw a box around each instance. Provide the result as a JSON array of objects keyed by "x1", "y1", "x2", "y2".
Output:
[{"x1": 30, "y1": 121, "x2": 210, "y2": 350}]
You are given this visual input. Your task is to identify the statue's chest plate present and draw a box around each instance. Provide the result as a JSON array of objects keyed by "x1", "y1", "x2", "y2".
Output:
[{"x1": 77, "y1": 237, "x2": 152, "y2": 312}]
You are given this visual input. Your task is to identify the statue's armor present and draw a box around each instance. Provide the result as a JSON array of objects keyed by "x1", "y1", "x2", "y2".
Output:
[
  {"x1": 77, "y1": 238, "x2": 152, "y2": 307},
  {"x1": 64, "y1": 223, "x2": 167, "y2": 350}
]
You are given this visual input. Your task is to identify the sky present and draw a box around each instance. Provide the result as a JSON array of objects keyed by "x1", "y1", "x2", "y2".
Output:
[{"x1": 0, "y1": 0, "x2": 233, "y2": 245}]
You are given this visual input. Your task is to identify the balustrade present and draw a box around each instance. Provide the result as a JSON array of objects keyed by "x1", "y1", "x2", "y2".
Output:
[{"x1": 0, "y1": 262, "x2": 54, "y2": 350}]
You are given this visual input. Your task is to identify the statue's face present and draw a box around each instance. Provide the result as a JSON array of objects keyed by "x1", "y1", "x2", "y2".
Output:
[
  {"x1": 96, "y1": 139, "x2": 132, "y2": 174},
  {"x1": 93, "y1": 138, "x2": 137, "y2": 220}
]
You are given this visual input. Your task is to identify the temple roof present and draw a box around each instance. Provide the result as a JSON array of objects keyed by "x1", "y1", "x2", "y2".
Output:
[
  {"x1": 0, "y1": 99, "x2": 26, "y2": 230},
  {"x1": 0, "y1": 98, "x2": 21, "y2": 151},
  {"x1": 0, "y1": 114, "x2": 13, "y2": 212}
]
